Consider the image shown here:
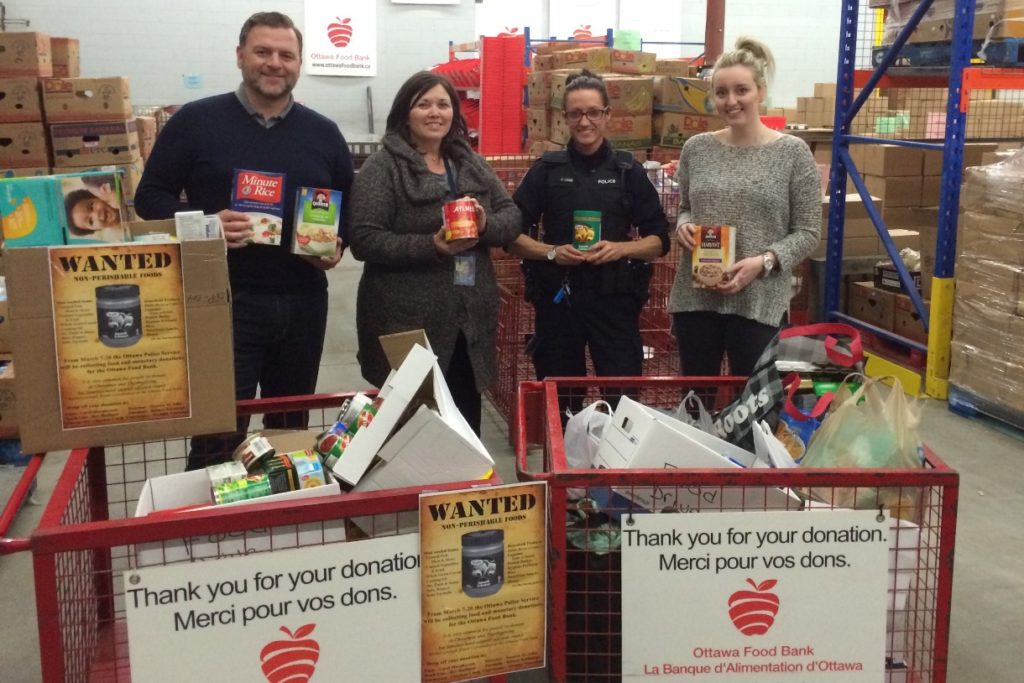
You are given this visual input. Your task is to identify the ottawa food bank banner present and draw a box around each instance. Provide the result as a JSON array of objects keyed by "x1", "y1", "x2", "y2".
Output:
[
  {"x1": 125, "y1": 535, "x2": 420, "y2": 681},
  {"x1": 419, "y1": 481, "x2": 547, "y2": 682},
  {"x1": 622, "y1": 510, "x2": 889, "y2": 681},
  {"x1": 303, "y1": 0, "x2": 377, "y2": 77},
  {"x1": 548, "y1": 0, "x2": 616, "y2": 41},
  {"x1": 50, "y1": 244, "x2": 189, "y2": 429}
]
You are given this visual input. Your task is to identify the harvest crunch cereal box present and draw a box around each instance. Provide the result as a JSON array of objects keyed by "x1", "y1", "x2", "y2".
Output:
[
  {"x1": 291, "y1": 187, "x2": 341, "y2": 257},
  {"x1": 691, "y1": 224, "x2": 735, "y2": 288},
  {"x1": 232, "y1": 169, "x2": 286, "y2": 246}
]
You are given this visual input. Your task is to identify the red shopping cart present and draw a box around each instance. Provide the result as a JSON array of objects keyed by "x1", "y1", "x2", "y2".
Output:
[{"x1": 516, "y1": 377, "x2": 959, "y2": 683}]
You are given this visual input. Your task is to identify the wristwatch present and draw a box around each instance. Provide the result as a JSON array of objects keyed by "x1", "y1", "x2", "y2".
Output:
[
  {"x1": 761, "y1": 252, "x2": 777, "y2": 277},
  {"x1": 546, "y1": 247, "x2": 557, "y2": 261}
]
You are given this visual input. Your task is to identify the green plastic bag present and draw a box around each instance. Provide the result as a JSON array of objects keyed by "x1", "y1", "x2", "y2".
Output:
[{"x1": 800, "y1": 375, "x2": 924, "y2": 521}]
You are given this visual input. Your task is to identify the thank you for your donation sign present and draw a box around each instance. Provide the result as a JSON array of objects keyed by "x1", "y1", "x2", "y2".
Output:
[
  {"x1": 125, "y1": 534, "x2": 421, "y2": 681},
  {"x1": 420, "y1": 482, "x2": 547, "y2": 682},
  {"x1": 622, "y1": 510, "x2": 889, "y2": 681},
  {"x1": 49, "y1": 244, "x2": 189, "y2": 429}
]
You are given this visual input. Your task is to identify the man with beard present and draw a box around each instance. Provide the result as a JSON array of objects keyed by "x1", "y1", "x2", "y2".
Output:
[{"x1": 135, "y1": 11, "x2": 354, "y2": 469}]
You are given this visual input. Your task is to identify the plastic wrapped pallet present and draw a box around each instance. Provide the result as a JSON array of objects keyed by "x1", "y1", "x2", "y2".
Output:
[{"x1": 949, "y1": 150, "x2": 1024, "y2": 412}]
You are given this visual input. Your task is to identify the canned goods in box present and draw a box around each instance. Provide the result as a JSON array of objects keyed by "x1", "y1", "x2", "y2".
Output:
[
  {"x1": 206, "y1": 461, "x2": 248, "y2": 488},
  {"x1": 443, "y1": 198, "x2": 478, "y2": 242},
  {"x1": 263, "y1": 454, "x2": 299, "y2": 494},
  {"x1": 232, "y1": 433, "x2": 275, "y2": 471},
  {"x1": 355, "y1": 404, "x2": 377, "y2": 430},
  {"x1": 285, "y1": 449, "x2": 328, "y2": 488},
  {"x1": 213, "y1": 474, "x2": 272, "y2": 504},
  {"x1": 336, "y1": 392, "x2": 373, "y2": 430}
]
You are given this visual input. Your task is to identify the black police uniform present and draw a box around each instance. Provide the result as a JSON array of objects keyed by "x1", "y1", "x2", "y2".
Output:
[{"x1": 513, "y1": 141, "x2": 669, "y2": 405}]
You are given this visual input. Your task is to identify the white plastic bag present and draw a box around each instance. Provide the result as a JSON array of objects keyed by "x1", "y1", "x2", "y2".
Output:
[
  {"x1": 563, "y1": 401, "x2": 611, "y2": 500},
  {"x1": 672, "y1": 389, "x2": 715, "y2": 433}
]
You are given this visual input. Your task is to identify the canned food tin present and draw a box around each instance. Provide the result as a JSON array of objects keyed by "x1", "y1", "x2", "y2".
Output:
[
  {"x1": 206, "y1": 461, "x2": 248, "y2": 488},
  {"x1": 336, "y1": 392, "x2": 373, "y2": 430},
  {"x1": 286, "y1": 449, "x2": 328, "y2": 488},
  {"x1": 213, "y1": 474, "x2": 272, "y2": 504},
  {"x1": 232, "y1": 434, "x2": 276, "y2": 471},
  {"x1": 443, "y1": 198, "x2": 479, "y2": 242},
  {"x1": 355, "y1": 404, "x2": 377, "y2": 430},
  {"x1": 263, "y1": 454, "x2": 299, "y2": 494}
]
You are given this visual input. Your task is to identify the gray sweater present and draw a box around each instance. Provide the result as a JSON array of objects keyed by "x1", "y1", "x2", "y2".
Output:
[
  {"x1": 668, "y1": 133, "x2": 820, "y2": 326},
  {"x1": 348, "y1": 133, "x2": 521, "y2": 392}
]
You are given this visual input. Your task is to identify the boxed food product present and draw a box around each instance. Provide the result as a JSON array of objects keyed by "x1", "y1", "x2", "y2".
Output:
[
  {"x1": 41, "y1": 77, "x2": 133, "y2": 123},
  {"x1": 0, "y1": 77, "x2": 43, "y2": 123},
  {"x1": 691, "y1": 224, "x2": 734, "y2": 288},
  {"x1": 134, "y1": 115, "x2": 157, "y2": 161},
  {"x1": 602, "y1": 75, "x2": 654, "y2": 116},
  {"x1": 610, "y1": 49, "x2": 656, "y2": 75},
  {"x1": 0, "y1": 33, "x2": 52, "y2": 77},
  {"x1": 291, "y1": 186, "x2": 341, "y2": 257},
  {"x1": 874, "y1": 261, "x2": 922, "y2": 293},
  {"x1": 526, "y1": 106, "x2": 549, "y2": 139},
  {"x1": 654, "y1": 58, "x2": 700, "y2": 77},
  {"x1": 893, "y1": 293, "x2": 929, "y2": 344},
  {"x1": 0, "y1": 175, "x2": 66, "y2": 247},
  {"x1": 50, "y1": 120, "x2": 141, "y2": 167},
  {"x1": 232, "y1": 169, "x2": 286, "y2": 245},
  {"x1": 0, "y1": 122, "x2": 49, "y2": 168},
  {"x1": 50, "y1": 37, "x2": 80, "y2": 78},
  {"x1": 604, "y1": 113, "x2": 652, "y2": 149}
]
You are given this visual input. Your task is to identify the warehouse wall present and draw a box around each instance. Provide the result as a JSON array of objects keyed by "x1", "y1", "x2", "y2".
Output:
[
  {"x1": 13, "y1": 0, "x2": 844, "y2": 138},
  {"x1": 12, "y1": 0, "x2": 476, "y2": 141}
]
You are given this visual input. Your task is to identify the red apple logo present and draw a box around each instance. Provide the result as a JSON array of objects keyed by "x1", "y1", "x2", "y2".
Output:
[
  {"x1": 260, "y1": 624, "x2": 320, "y2": 683},
  {"x1": 573, "y1": 24, "x2": 593, "y2": 40},
  {"x1": 328, "y1": 17, "x2": 353, "y2": 48},
  {"x1": 497, "y1": 26, "x2": 520, "y2": 37},
  {"x1": 727, "y1": 579, "x2": 780, "y2": 636}
]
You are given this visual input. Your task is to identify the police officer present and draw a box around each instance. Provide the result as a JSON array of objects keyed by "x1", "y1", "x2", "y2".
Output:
[{"x1": 510, "y1": 70, "x2": 669, "y2": 412}]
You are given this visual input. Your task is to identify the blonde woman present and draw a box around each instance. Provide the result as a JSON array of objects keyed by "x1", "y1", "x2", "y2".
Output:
[{"x1": 670, "y1": 37, "x2": 820, "y2": 378}]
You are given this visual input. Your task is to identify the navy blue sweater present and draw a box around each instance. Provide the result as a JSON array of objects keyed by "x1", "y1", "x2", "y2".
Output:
[{"x1": 134, "y1": 93, "x2": 354, "y2": 293}]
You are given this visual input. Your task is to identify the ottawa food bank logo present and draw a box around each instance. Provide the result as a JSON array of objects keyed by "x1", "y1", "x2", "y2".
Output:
[
  {"x1": 727, "y1": 579, "x2": 780, "y2": 636},
  {"x1": 260, "y1": 624, "x2": 320, "y2": 682},
  {"x1": 573, "y1": 24, "x2": 593, "y2": 40},
  {"x1": 327, "y1": 17, "x2": 353, "y2": 48}
]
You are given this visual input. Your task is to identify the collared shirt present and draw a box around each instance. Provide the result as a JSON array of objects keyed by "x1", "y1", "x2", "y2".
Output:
[{"x1": 235, "y1": 84, "x2": 294, "y2": 128}]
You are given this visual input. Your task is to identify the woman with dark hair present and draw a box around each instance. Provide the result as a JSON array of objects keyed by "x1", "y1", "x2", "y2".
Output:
[
  {"x1": 347, "y1": 71, "x2": 521, "y2": 435},
  {"x1": 509, "y1": 69, "x2": 669, "y2": 413}
]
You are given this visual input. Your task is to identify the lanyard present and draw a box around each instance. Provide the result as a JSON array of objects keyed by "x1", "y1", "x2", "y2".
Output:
[{"x1": 443, "y1": 157, "x2": 459, "y2": 198}]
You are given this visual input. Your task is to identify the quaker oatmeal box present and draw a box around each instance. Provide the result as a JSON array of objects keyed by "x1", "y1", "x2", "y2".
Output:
[{"x1": 691, "y1": 224, "x2": 735, "y2": 288}]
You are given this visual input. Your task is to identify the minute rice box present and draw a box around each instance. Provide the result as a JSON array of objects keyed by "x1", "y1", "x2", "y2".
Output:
[{"x1": 692, "y1": 224, "x2": 735, "y2": 288}]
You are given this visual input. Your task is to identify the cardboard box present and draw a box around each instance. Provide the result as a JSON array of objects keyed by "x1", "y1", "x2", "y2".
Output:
[
  {"x1": 0, "y1": 122, "x2": 49, "y2": 168},
  {"x1": 549, "y1": 110, "x2": 570, "y2": 145},
  {"x1": 654, "y1": 58, "x2": 699, "y2": 77},
  {"x1": 814, "y1": 82, "x2": 838, "y2": 98},
  {"x1": 329, "y1": 331, "x2": 492, "y2": 487},
  {"x1": 531, "y1": 54, "x2": 555, "y2": 71},
  {"x1": 42, "y1": 77, "x2": 133, "y2": 123},
  {"x1": 1, "y1": 166, "x2": 49, "y2": 178},
  {"x1": 49, "y1": 37, "x2": 80, "y2": 78},
  {"x1": 0, "y1": 77, "x2": 43, "y2": 123},
  {"x1": 133, "y1": 430, "x2": 345, "y2": 567},
  {"x1": 813, "y1": 235, "x2": 882, "y2": 259},
  {"x1": 888, "y1": 228, "x2": 921, "y2": 252},
  {"x1": 69, "y1": 158, "x2": 145, "y2": 203},
  {"x1": 593, "y1": 396, "x2": 800, "y2": 514},
  {"x1": 610, "y1": 49, "x2": 656, "y2": 75},
  {"x1": 134, "y1": 116, "x2": 157, "y2": 161},
  {"x1": 849, "y1": 281, "x2": 896, "y2": 329},
  {"x1": 919, "y1": 175, "x2": 941, "y2": 207},
  {"x1": 0, "y1": 299, "x2": 9, "y2": 353},
  {"x1": 893, "y1": 294, "x2": 929, "y2": 344},
  {"x1": 875, "y1": 261, "x2": 922, "y2": 293},
  {"x1": 602, "y1": 75, "x2": 654, "y2": 116},
  {"x1": 50, "y1": 119, "x2": 141, "y2": 168},
  {"x1": 653, "y1": 112, "x2": 724, "y2": 147},
  {"x1": 0, "y1": 355, "x2": 15, "y2": 437},
  {"x1": 604, "y1": 113, "x2": 652, "y2": 149},
  {"x1": 0, "y1": 33, "x2": 52, "y2": 77},
  {"x1": 526, "y1": 106, "x2": 549, "y2": 139},
  {"x1": 864, "y1": 144, "x2": 924, "y2": 177},
  {"x1": 864, "y1": 174, "x2": 923, "y2": 208},
  {"x1": 552, "y1": 47, "x2": 612, "y2": 72},
  {"x1": 653, "y1": 76, "x2": 713, "y2": 114},
  {"x1": 5, "y1": 218, "x2": 236, "y2": 452},
  {"x1": 527, "y1": 69, "x2": 572, "y2": 106}
]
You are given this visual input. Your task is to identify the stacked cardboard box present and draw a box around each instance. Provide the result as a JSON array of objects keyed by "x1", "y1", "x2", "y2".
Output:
[
  {"x1": 651, "y1": 75, "x2": 725, "y2": 147},
  {"x1": 0, "y1": 33, "x2": 53, "y2": 177},
  {"x1": 526, "y1": 46, "x2": 657, "y2": 156},
  {"x1": 948, "y1": 153, "x2": 1024, "y2": 413},
  {"x1": 41, "y1": 76, "x2": 143, "y2": 215},
  {"x1": 882, "y1": 0, "x2": 1024, "y2": 45}
]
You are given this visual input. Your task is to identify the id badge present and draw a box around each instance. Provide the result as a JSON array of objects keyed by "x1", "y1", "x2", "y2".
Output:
[{"x1": 453, "y1": 252, "x2": 476, "y2": 286}]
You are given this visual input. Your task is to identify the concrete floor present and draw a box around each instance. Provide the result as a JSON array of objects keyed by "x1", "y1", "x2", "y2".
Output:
[{"x1": 1, "y1": 255, "x2": 1021, "y2": 681}]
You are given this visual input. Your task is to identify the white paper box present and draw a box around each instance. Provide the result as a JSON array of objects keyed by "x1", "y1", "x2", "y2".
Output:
[
  {"x1": 133, "y1": 455, "x2": 344, "y2": 568},
  {"x1": 594, "y1": 396, "x2": 798, "y2": 512}
]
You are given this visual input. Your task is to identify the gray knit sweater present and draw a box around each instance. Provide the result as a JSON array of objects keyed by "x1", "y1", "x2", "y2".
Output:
[
  {"x1": 668, "y1": 133, "x2": 820, "y2": 326},
  {"x1": 347, "y1": 133, "x2": 521, "y2": 392}
]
